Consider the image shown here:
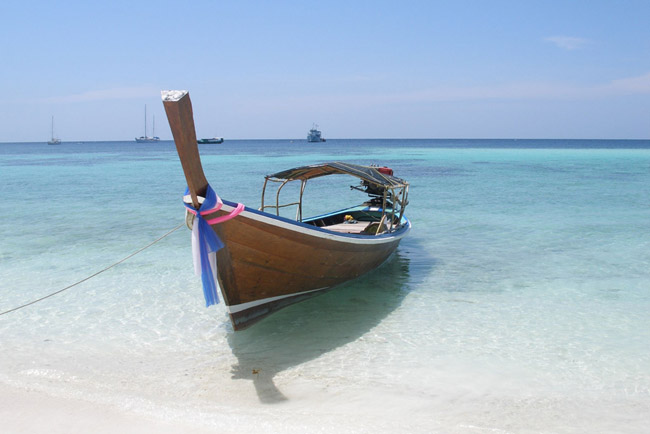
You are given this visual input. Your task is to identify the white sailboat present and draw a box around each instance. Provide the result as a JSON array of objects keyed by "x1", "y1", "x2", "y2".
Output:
[
  {"x1": 47, "y1": 116, "x2": 61, "y2": 145},
  {"x1": 135, "y1": 105, "x2": 160, "y2": 143}
]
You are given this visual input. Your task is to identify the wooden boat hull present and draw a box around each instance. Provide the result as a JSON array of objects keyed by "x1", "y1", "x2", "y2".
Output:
[{"x1": 202, "y1": 200, "x2": 411, "y2": 330}]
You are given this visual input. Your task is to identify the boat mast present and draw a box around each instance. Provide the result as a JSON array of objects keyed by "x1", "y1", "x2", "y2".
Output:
[
  {"x1": 144, "y1": 104, "x2": 148, "y2": 138},
  {"x1": 51, "y1": 116, "x2": 54, "y2": 140}
]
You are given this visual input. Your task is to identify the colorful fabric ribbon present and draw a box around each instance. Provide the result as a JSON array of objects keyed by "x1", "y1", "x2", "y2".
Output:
[{"x1": 183, "y1": 185, "x2": 244, "y2": 306}]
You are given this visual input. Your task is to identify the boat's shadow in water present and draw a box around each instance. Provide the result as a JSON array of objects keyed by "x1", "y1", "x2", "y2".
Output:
[{"x1": 227, "y1": 250, "x2": 417, "y2": 403}]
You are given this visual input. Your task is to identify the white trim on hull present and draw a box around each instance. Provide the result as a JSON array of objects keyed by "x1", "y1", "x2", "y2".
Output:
[{"x1": 226, "y1": 286, "x2": 330, "y2": 313}]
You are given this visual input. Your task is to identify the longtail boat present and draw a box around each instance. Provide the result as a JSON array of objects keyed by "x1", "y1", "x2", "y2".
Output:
[{"x1": 161, "y1": 90, "x2": 411, "y2": 330}]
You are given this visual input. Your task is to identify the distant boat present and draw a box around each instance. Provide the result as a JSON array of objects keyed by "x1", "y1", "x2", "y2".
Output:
[
  {"x1": 47, "y1": 116, "x2": 61, "y2": 145},
  {"x1": 135, "y1": 105, "x2": 160, "y2": 143},
  {"x1": 198, "y1": 137, "x2": 224, "y2": 144},
  {"x1": 307, "y1": 124, "x2": 326, "y2": 142}
]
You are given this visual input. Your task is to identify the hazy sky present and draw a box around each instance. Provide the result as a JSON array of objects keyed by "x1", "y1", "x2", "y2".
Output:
[{"x1": 2, "y1": 0, "x2": 650, "y2": 141}]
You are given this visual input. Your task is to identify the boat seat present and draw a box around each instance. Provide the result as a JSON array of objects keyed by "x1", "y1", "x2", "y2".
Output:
[{"x1": 323, "y1": 221, "x2": 372, "y2": 234}]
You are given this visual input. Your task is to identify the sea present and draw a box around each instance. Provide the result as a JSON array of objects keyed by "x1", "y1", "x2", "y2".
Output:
[{"x1": 1, "y1": 139, "x2": 649, "y2": 433}]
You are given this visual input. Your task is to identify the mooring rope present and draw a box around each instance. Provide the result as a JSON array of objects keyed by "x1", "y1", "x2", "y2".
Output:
[{"x1": 0, "y1": 223, "x2": 185, "y2": 317}]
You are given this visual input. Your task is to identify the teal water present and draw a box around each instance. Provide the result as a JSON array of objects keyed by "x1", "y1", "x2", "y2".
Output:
[{"x1": 1, "y1": 140, "x2": 649, "y2": 432}]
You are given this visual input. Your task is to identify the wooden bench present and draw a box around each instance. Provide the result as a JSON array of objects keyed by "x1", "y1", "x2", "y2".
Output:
[{"x1": 323, "y1": 221, "x2": 371, "y2": 234}]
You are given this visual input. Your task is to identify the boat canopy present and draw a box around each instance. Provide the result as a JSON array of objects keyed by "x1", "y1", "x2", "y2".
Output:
[{"x1": 266, "y1": 162, "x2": 408, "y2": 188}]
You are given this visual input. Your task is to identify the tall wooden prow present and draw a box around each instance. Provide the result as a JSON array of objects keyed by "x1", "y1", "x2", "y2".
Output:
[{"x1": 161, "y1": 90, "x2": 208, "y2": 209}]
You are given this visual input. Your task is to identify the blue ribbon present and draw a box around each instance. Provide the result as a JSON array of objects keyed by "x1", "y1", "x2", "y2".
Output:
[{"x1": 183, "y1": 185, "x2": 224, "y2": 306}]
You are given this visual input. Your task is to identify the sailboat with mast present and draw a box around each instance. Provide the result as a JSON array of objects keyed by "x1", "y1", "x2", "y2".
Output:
[
  {"x1": 135, "y1": 104, "x2": 160, "y2": 143},
  {"x1": 47, "y1": 116, "x2": 61, "y2": 145}
]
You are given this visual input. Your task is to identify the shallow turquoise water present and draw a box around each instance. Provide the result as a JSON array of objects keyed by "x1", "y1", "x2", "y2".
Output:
[{"x1": 1, "y1": 140, "x2": 649, "y2": 432}]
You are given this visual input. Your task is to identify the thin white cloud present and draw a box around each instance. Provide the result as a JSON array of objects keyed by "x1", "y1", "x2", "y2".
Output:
[
  {"x1": 545, "y1": 36, "x2": 590, "y2": 50},
  {"x1": 244, "y1": 72, "x2": 650, "y2": 112},
  {"x1": 401, "y1": 72, "x2": 650, "y2": 102},
  {"x1": 40, "y1": 86, "x2": 159, "y2": 103},
  {"x1": 607, "y1": 72, "x2": 650, "y2": 93}
]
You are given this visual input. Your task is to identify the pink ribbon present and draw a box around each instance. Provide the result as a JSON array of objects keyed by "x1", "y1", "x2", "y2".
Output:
[{"x1": 186, "y1": 195, "x2": 245, "y2": 225}]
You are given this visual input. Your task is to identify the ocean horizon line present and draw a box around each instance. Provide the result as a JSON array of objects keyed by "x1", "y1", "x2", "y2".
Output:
[{"x1": 2, "y1": 137, "x2": 650, "y2": 145}]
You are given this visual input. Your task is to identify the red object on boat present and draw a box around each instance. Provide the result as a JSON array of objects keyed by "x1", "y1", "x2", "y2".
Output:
[{"x1": 378, "y1": 167, "x2": 393, "y2": 176}]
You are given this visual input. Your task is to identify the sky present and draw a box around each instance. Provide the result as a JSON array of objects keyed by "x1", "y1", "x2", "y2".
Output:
[{"x1": 1, "y1": 0, "x2": 650, "y2": 141}]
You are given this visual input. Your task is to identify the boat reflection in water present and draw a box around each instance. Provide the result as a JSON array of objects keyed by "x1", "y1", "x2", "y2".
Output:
[{"x1": 228, "y1": 251, "x2": 412, "y2": 402}]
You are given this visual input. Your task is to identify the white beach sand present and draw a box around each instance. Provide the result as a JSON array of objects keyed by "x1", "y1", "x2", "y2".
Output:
[
  {"x1": 1, "y1": 378, "x2": 440, "y2": 434},
  {"x1": 0, "y1": 383, "x2": 216, "y2": 434},
  {"x1": 3, "y1": 368, "x2": 648, "y2": 434}
]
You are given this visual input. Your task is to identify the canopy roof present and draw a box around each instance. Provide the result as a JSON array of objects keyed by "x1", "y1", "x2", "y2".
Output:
[{"x1": 267, "y1": 162, "x2": 408, "y2": 188}]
